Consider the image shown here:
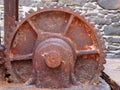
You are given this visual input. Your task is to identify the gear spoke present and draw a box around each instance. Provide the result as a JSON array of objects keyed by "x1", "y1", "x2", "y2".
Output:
[
  {"x1": 27, "y1": 19, "x2": 39, "y2": 34},
  {"x1": 63, "y1": 15, "x2": 74, "y2": 35},
  {"x1": 10, "y1": 53, "x2": 33, "y2": 61},
  {"x1": 76, "y1": 49, "x2": 98, "y2": 56}
]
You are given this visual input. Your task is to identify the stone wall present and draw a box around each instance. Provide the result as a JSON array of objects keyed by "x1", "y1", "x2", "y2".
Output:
[{"x1": 0, "y1": 0, "x2": 120, "y2": 58}]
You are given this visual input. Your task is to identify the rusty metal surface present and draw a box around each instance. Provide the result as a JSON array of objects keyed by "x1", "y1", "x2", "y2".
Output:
[
  {"x1": 0, "y1": 44, "x2": 5, "y2": 81},
  {"x1": 4, "y1": 0, "x2": 18, "y2": 44},
  {"x1": 4, "y1": 6, "x2": 106, "y2": 88},
  {"x1": 4, "y1": 0, "x2": 19, "y2": 83}
]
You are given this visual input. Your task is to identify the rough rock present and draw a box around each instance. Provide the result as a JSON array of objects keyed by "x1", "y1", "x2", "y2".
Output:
[
  {"x1": 90, "y1": 17, "x2": 111, "y2": 25},
  {"x1": 98, "y1": 10, "x2": 108, "y2": 15},
  {"x1": 19, "y1": 0, "x2": 43, "y2": 6},
  {"x1": 104, "y1": 26, "x2": 120, "y2": 35},
  {"x1": 0, "y1": 0, "x2": 3, "y2": 5},
  {"x1": 58, "y1": 0, "x2": 87, "y2": 6},
  {"x1": 112, "y1": 22, "x2": 120, "y2": 27},
  {"x1": 105, "y1": 14, "x2": 116, "y2": 19},
  {"x1": 108, "y1": 45, "x2": 120, "y2": 51},
  {"x1": 84, "y1": 3, "x2": 97, "y2": 9},
  {"x1": 105, "y1": 36, "x2": 120, "y2": 43},
  {"x1": 111, "y1": 15, "x2": 120, "y2": 22},
  {"x1": 107, "y1": 50, "x2": 120, "y2": 58},
  {"x1": 97, "y1": 0, "x2": 120, "y2": 9},
  {"x1": 41, "y1": 0, "x2": 58, "y2": 3}
]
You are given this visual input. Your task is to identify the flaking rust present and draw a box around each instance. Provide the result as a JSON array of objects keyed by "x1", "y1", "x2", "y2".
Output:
[
  {"x1": 2, "y1": 0, "x2": 107, "y2": 89},
  {"x1": 0, "y1": 44, "x2": 5, "y2": 82}
]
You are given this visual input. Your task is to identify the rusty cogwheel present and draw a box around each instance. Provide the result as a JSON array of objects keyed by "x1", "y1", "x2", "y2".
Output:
[{"x1": 5, "y1": 6, "x2": 106, "y2": 88}]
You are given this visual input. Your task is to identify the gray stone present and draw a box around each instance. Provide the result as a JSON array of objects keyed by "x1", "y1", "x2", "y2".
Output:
[
  {"x1": 97, "y1": 0, "x2": 120, "y2": 10},
  {"x1": 95, "y1": 25, "x2": 103, "y2": 29},
  {"x1": 112, "y1": 22, "x2": 120, "y2": 27},
  {"x1": 106, "y1": 50, "x2": 120, "y2": 58},
  {"x1": 84, "y1": 3, "x2": 97, "y2": 9},
  {"x1": 105, "y1": 14, "x2": 115, "y2": 19},
  {"x1": 108, "y1": 10, "x2": 119, "y2": 14},
  {"x1": 85, "y1": 12, "x2": 98, "y2": 17},
  {"x1": 97, "y1": 13, "x2": 104, "y2": 18},
  {"x1": 41, "y1": 0, "x2": 58, "y2": 3},
  {"x1": 115, "y1": 51, "x2": 120, "y2": 55},
  {"x1": 0, "y1": 0, "x2": 3, "y2": 5},
  {"x1": 19, "y1": 0, "x2": 34, "y2": 6},
  {"x1": 105, "y1": 36, "x2": 120, "y2": 43},
  {"x1": 89, "y1": 0, "x2": 96, "y2": 2},
  {"x1": 19, "y1": 0, "x2": 45, "y2": 6},
  {"x1": 106, "y1": 53, "x2": 120, "y2": 58},
  {"x1": 99, "y1": 10, "x2": 108, "y2": 15},
  {"x1": 105, "y1": 19, "x2": 112, "y2": 25},
  {"x1": 113, "y1": 55, "x2": 120, "y2": 58},
  {"x1": 90, "y1": 17, "x2": 110, "y2": 25},
  {"x1": 58, "y1": 0, "x2": 87, "y2": 6},
  {"x1": 111, "y1": 15, "x2": 120, "y2": 22},
  {"x1": 104, "y1": 26, "x2": 120, "y2": 35},
  {"x1": 108, "y1": 45, "x2": 120, "y2": 50}
]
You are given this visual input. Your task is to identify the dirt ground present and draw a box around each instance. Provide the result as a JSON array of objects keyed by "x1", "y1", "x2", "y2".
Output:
[{"x1": 104, "y1": 59, "x2": 120, "y2": 85}]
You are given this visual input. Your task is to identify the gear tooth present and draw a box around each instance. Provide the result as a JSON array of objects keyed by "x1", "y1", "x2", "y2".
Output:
[
  {"x1": 80, "y1": 15, "x2": 85, "y2": 19},
  {"x1": 63, "y1": 4, "x2": 67, "y2": 7},
  {"x1": 86, "y1": 18, "x2": 90, "y2": 23},
  {"x1": 49, "y1": 5, "x2": 53, "y2": 8},
  {"x1": 90, "y1": 23, "x2": 95, "y2": 28},
  {"x1": 101, "y1": 52, "x2": 106, "y2": 58},
  {"x1": 76, "y1": 11, "x2": 81, "y2": 16},
  {"x1": 96, "y1": 33, "x2": 102, "y2": 39},
  {"x1": 53, "y1": 6, "x2": 57, "y2": 8},
  {"x1": 39, "y1": 7, "x2": 44, "y2": 10},
  {"x1": 25, "y1": 12, "x2": 29, "y2": 17},
  {"x1": 101, "y1": 39, "x2": 105, "y2": 44},
  {"x1": 102, "y1": 45, "x2": 106, "y2": 50},
  {"x1": 96, "y1": 29, "x2": 99, "y2": 32},
  {"x1": 60, "y1": 6, "x2": 63, "y2": 9},
  {"x1": 103, "y1": 59, "x2": 106, "y2": 64}
]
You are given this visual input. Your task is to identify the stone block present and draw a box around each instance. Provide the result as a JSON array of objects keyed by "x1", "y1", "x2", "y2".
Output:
[
  {"x1": 97, "y1": 0, "x2": 120, "y2": 9},
  {"x1": 58, "y1": 0, "x2": 87, "y2": 6},
  {"x1": 0, "y1": 0, "x2": 3, "y2": 5},
  {"x1": 19, "y1": 0, "x2": 42, "y2": 6},
  {"x1": 84, "y1": 3, "x2": 97, "y2": 9},
  {"x1": 105, "y1": 36, "x2": 120, "y2": 43},
  {"x1": 108, "y1": 45, "x2": 120, "y2": 50},
  {"x1": 90, "y1": 17, "x2": 111, "y2": 25},
  {"x1": 104, "y1": 26, "x2": 120, "y2": 35}
]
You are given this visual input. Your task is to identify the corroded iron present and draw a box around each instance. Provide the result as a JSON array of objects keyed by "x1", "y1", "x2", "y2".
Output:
[
  {"x1": 3, "y1": 4, "x2": 106, "y2": 88},
  {"x1": 0, "y1": 44, "x2": 5, "y2": 81},
  {"x1": 1, "y1": 1, "x2": 120, "y2": 90}
]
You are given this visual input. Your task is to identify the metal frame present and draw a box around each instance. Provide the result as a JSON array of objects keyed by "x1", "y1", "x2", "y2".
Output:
[{"x1": 4, "y1": 0, "x2": 18, "y2": 44}]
